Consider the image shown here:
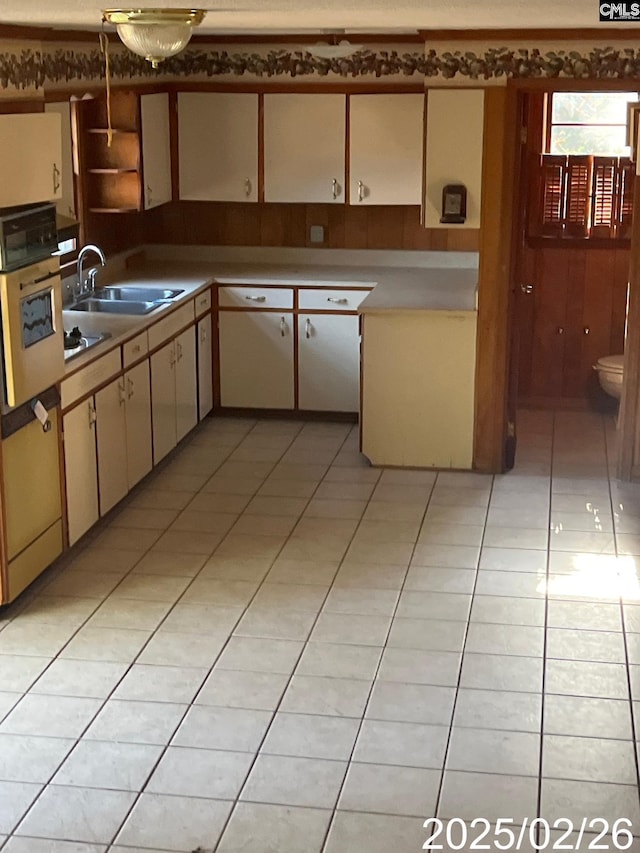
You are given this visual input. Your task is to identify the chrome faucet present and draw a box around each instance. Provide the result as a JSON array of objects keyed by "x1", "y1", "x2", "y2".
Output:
[{"x1": 76, "y1": 244, "x2": 106, "y2": 297}]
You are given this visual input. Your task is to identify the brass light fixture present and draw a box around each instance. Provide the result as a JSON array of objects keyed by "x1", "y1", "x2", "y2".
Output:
[{"x1": 102, "y1": 9, "x2": 206, "y2": 68}]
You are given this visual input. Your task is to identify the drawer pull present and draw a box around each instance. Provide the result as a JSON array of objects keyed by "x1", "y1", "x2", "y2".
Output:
[
  {"x1": 327, "y1": 297, "x2": 348, "y2": 305},
  {"x1": 132, "y1": 344, "x2": 141, "y2": 354},
  {"x1": 245, "y1": 295, "x2": 266, "y2": 302}
]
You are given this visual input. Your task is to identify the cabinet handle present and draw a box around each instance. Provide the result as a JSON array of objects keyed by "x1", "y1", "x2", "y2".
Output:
[
  {"x1": 244, "y1": 178, "x2": 252, "y2": 197},
  {"x1": 584, "y1": 327, "x2": 590, "y2": 335},
  {"x1": 332, "y1": 178, "x2": 339, "y2": 200},
  {"x1": 132, "y1": 344, "x2": 141, "y2": 355},
  {"x1": 305, "y1": 318, "x2": 311, "y2": 339},
  {"x1": 558, "y1": 327, "x2": 564, "y2": 335},
  {"x1": 88, "y1": 401, "x2": 97, "y2": 427},
  {"x1": 118, "y1": 380, "x2": 126, "y2": 406},
  {"x1": 520, "y1": 283, "x2": 533, "y2": 294},
  {"x1": 53, "y1": 163, "x2": 61, "y2": 194},
  {"x1": 177, "y1": 341, "x2": 183, "y2": 361},
  {"x1": 244, "y1": 295, "x2": 266, "y2": 302},
  {"x1": 357, "y1": 180, "x2": 364, "y2": 203},
  {"x1": 169, "y1": 347, "x2": 176, "y2": 367},
  {"x1": 127, "y1": 377, "x2": 134, "y2": 399},
  {"x1": 280, "y1": 316, "x2": 287, "y2": 337},
  {"x1": 200, "y1": 326, "x2": 207, "y2": 343},
  {"x1": 327, "y1": 297, "x2": 348, "y2": 305},
  {"x1": 146, "y1": 184, "x2": 152, "y2": 206}
]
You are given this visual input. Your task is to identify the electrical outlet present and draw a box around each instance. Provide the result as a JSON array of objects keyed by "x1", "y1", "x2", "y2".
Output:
[{"x1": 309, "y1": 225, "x2": 325, "y2": 243}]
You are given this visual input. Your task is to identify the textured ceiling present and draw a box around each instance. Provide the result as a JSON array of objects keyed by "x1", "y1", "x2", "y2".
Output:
[{"x1": 0, "y1": 0, "x2": 631, "y2": 34}]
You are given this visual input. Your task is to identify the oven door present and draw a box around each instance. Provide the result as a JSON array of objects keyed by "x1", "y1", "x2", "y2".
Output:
[{"x1": 0, "y1": 257, "x2": 64, "y2": 408}]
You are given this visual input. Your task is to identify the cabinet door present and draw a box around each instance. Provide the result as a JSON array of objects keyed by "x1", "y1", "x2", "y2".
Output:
[
  {"x1": 198, "y1": 314, "x2": 214, "y2": 420},
  {"x1": 264, "y1": 94, "x2": 346, "y2": 203},
  {"x1": 141, "y1": 92, "x2": 172, "y2": 210},
  {"x1": 178, "y1": 93, "x2": 259, "y2": 202},
  {"x1": 63, "y1": 400, "x2": 99, "y2": 546},
  {"x1": 0, "y1": 113, "x2": 63, "y2": 208},
  {"x1": 349, "y1": 94, "x2": 424, "y2": 205},
  {"x1": 95, "y1": 377, "x2": 128, "y2": 516},
  {"x1": 219, "y1": 311, "x2": 294, "y2": 409},
  {"x1": 424, "y1": 89, "x2": 484, "y2": 228},
  {"x1": 298, "y1": 314, "x2": 361, "y2": 412},
  {"x1": 125, "y1": 360, "x2": 153, "y2": 488},
  {"x1": 44, "y1": 101, "x2": 76, "y2": 219},
  {"x1": 175, "y1": 326, "x2": 198, "y2": 442},
  {"x1": 151, "y1": 341, "x2": 177, "y2": 464}
]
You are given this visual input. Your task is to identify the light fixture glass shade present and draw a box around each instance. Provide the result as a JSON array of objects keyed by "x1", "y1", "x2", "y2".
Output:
[
  {"x1": 302, "y1": 40, "x2": 363, "y2": 59},
  {"x1": 102, "y1": 9, "x2": 206, "y2": 67}
]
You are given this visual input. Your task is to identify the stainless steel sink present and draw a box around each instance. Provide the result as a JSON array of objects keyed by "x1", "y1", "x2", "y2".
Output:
[
  {"x1": 96, "y1": 286, "x2": 184, "y2": 302},
  {"x1": 68, "y1": 298, "x2": 159, "y2": 315}
]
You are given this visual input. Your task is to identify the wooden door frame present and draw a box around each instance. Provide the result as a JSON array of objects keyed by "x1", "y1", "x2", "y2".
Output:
[{"x1": 475, "y1": 78, "x2": 640, "y2": 476}]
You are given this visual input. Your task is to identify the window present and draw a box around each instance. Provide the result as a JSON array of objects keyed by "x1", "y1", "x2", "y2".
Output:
[
  {"x1": 531, "y1": 92, "x2": 636, "y2": 241},
  {"x1": 549, "y1": 91, "x2": 637, "y2": 157}
]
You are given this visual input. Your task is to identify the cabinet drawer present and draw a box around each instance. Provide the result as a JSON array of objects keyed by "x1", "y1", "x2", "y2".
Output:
[
  {"x1": 61, "y1": 348, "x2": 121, "y2": 410},
  {"x1": 298, "y1": 288, "x2": 371, "y2": 311},
  {"x1": 195, "y1": 288, "x2": 212, "y2": 317},
  {"x1": 219, "y1": 286, "x2": 293, "y2": 309},
  {"x1": 148, "y1": 300, "x2": 195, "y2": 350},
  {"x1": 122, "y1": 331, "x2": 149, "y2": 368}
]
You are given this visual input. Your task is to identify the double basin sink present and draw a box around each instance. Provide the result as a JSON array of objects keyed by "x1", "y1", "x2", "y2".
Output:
[{"x1": 69, "y1": 286, "x2": 185, "y2": 316}]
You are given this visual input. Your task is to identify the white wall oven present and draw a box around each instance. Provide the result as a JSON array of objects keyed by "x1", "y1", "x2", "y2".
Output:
[{"x1": 0, "y1": 256, "x2": 64, "y2": 409}]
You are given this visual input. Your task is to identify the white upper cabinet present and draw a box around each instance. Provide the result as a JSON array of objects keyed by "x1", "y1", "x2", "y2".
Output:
[
  {"x1": 349, "y1": 93, "x2": 424, "y2": 206},
  {"x1": 44, "y1": 102, "x2": 75, "y2": 219},
  {"x1": 424, "y1": 89, "x2": 485, "y2": 229},
  {"x1": 141, "y1": 92, "x2": 172, "y2": 210},
  {"x1": 0, "y1": 113, "x2": 62, "y2": 208},
  {"x1": 264, "y1": 94, "x2": 346, "y2": 203},
  {"x1": 178, "y1": 92, "x2": 259, "y2": 202}
]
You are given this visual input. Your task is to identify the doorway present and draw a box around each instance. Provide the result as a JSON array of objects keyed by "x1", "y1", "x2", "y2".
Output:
[{"x1": 511, "y1": 88, "x2": 634, "y2": 417}]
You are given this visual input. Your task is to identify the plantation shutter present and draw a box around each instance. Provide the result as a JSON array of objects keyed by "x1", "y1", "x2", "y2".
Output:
[
  {"x1": 618, "y1": 159, "x2": 635, "y2": 238},
  {"x1": 565, "y1": 156, "x2": 592, "y2": 238},
  {"x1": 534, "y1": 154, "x2": 633, "y2": 239},
  {"x1": 539, "y1": 155, "x2": 566, "y2": 236},
  {"x1": 591, "y1": 157, "x2": 617, "y2": 239}
]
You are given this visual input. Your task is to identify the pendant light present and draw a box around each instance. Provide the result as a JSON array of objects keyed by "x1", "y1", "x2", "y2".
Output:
[{"x1": 102, "y1": 9, "x2": 206, "y2": 68}]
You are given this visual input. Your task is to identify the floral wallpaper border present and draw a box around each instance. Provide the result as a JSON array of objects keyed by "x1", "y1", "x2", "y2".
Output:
[{"x1": 3, "y1": 43, "x2": 640, "y2": 91}]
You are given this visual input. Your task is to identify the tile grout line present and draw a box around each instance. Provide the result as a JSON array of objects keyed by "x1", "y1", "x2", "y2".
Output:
[
  {"x1": 431, "y1": 471, "x2": 493, "y2": 821},
  {"x1": 316, "y1": 466, "x2": 438, "y2": 853},
  {"x1": 209, "y1": 422, "x2": 372, "y2": 852}
]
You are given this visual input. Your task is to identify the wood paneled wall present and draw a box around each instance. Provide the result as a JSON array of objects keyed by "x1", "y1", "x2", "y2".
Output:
[{"x1": 142, "y1": 201, "x2": 480, "y2": 252}]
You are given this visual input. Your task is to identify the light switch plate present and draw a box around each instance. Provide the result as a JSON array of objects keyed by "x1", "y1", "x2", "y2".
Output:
[{"x1": 309, "y1": 225, "x2": 324, "y2": 243}]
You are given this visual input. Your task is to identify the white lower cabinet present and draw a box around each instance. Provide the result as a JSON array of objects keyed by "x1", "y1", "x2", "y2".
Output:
[
  {"x1": 151, "y1": 327, "x2": 198, "y2": 463},
  {"x1": 63, "y1": 399, "x2": 99, "y2": 547},
  {"x1": 219, "y1": 311, "x2": 294, "y2": 409},
  {"x1": 125, "y1": 360, "x2": 153, "y2": 489},
  {"x1": 298, "y1": 314, "x2": 360, "y2": 412},
  {"x1": 176, "y1": 326, "x2": 198, "y2": 442},
  {"x1": 198, "y1": 314, "x2": 214, "y2": 420},
  {"x1": 95, "y1": 377, "x2": 129, "y2": 516}
]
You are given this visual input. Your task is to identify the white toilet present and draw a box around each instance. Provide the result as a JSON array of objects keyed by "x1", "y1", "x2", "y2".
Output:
[{"x1": 594, "y1": 354, "x2": 624, "y2": 400}]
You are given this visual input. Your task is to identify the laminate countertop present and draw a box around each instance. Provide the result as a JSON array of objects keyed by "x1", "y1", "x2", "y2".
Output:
[{"x1": 61, "y1": 254, "x2": 478, "y2": 374}]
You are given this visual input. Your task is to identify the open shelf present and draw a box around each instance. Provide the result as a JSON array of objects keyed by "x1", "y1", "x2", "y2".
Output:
[{"x1": 78, "y1": 91, "x2": 143, "y2": 213}]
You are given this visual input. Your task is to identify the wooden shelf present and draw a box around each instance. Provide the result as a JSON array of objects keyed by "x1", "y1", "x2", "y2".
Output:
[
  {"x1": 88, "y1": 207, "x2": 140, "y2": 214},
  {"x1": 87, "y1": 128, "x2": 138, "y2": 135},
  {"x1": 88, "y1": 168, "x2": 139, "y2": 174}
]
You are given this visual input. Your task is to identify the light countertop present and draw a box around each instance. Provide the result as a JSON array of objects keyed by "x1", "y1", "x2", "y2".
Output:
[{"x1": 62, "y1": 251, "x2": 478, "y2": 374}]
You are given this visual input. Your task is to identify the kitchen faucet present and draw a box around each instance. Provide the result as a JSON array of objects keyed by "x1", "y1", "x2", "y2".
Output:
[{"x1": 76, "y1": 244, "x2": 106, "y2": 297}]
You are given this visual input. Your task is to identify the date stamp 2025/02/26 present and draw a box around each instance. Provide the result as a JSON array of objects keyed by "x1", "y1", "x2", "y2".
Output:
[{"x1": 421, "y1": 818, "x2": 635, "y2": 851}]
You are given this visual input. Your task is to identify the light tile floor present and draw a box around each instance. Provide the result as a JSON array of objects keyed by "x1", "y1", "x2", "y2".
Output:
[{"x1": 0, "y1": 410, "x2": 639, "y2": 851}]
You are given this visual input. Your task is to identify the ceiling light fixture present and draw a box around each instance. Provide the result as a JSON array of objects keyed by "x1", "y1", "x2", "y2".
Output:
[
  {"x1": 303, "y1": 39, "x2": 364, "y2": 59},
  {"x1": 102, "y1": 9, "x2": 206, "y2": 68}
]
